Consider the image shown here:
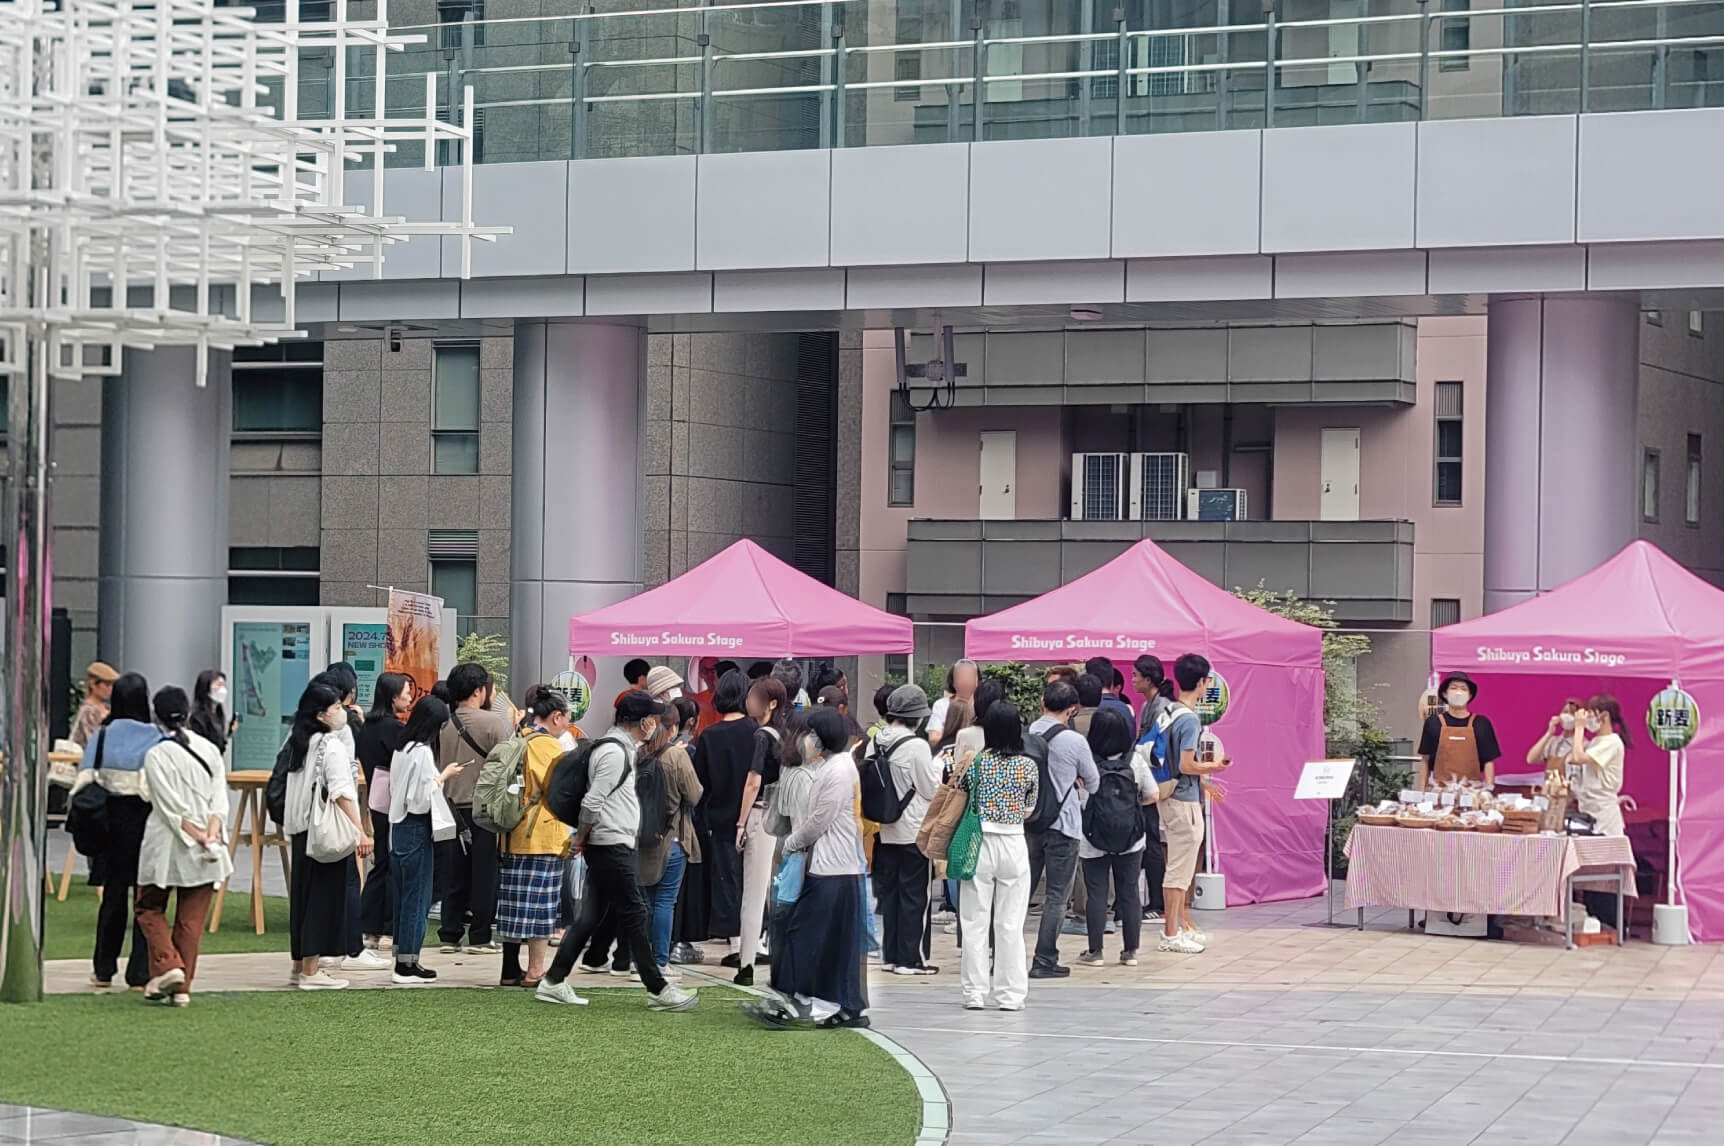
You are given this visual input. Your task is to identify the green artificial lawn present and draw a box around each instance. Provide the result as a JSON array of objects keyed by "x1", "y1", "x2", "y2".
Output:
[
  {"x1": 43, "y1": 883, "x2": 293, "y2": 960},
  {"x1": 0, "y1": 989, "x2": 921, "y2": 1146}
]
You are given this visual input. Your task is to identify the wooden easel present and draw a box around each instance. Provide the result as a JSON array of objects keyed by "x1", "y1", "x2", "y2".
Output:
[{"x1": 210, "y1": 770, "x2": 292, "y2": 934}]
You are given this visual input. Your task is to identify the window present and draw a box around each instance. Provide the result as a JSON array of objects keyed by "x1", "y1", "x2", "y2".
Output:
[
  {"x1": 432, "y1": 343, "x2": 481, "y2": 474},
  {"x1": 1438, "y1": 0, "x2": 1471, "y2": 71},
  {"x1": 888, "y1": 390, "x2": 915, "y2": 506},
  {"x1": 1690, "y1": 310, "x2": 1705, "y2": 337},
  {"x1": 894, "y1": 55, "x2": 923, "y2": 101},
  {"x1": 228, "y1": 546, "x2": 320, "y2": 605},
  {"x1": 0, "y1": 374, "x2": 7, "y2": 437},
  {"x1": 232, "y1": 341, "x2": 322, "y2": 433},
  {"x1": 1647, "y1": 310, "x2": 1664, "y2": 327},
  {"x1": 1433, "y1": 381, "x2": 1463, "y2": 506},
  {"x1": 429, "y1": 529, "x2": 479, "y2": 618},
  {"x1": 1688, "y1": 434, "x2": 1703, "y2": 526},
  {"x1": 1644, "y1": 449, "x2": 1662, "y2": 522},
  {"x1": 1431, "y1": 598, "x2": 1462, "y2": 629}
]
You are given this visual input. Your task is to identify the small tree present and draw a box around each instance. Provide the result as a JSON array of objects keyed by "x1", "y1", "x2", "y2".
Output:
[
  {"x1": 454, "y1": 631, "x2": 509, "y2": 694},
  {"x1": 979, "y1": 661, "x2": 1046, "y2": 725}
]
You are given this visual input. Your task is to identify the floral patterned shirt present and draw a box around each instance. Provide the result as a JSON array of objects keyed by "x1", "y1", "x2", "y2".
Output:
[{"x1": 961, "y1": 748, "x2": 1039, "y2": 827}]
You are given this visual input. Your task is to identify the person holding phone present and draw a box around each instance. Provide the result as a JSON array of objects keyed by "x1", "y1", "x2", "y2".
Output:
[{"x1": 1158, "y1": 654, "x2": 1231, "y2": 955}]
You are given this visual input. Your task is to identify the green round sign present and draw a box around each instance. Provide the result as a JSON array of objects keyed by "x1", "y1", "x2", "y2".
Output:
[
  {"x1": 1194, "y1": 668, "x2": 1230, "y2": 725},
  {"x1": 549, "y1": 669, "x2": 593, "y2": 722},
  {"x1": 1648, "y1": 684, "x2": 1700, "y2": 751}
]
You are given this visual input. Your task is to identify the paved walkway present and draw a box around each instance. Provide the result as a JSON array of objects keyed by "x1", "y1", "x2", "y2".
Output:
[{"x1": 0, "y1": 1105, "x2": 257, "y2": 1145}]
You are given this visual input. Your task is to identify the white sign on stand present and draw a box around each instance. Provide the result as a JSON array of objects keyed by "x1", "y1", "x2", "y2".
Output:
[{"x1": 1295, "y1": 759, "x2": 1357, "y2": 801}]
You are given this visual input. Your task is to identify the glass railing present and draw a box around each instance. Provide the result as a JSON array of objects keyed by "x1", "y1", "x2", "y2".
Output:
[{"x1": 285, "y1": 0, "x2": 1724, "y2": 164}]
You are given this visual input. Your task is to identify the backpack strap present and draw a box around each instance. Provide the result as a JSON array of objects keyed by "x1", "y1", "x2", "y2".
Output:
[
  {"x1": 92, "y1": 728, "x2": 106, "y2": 772},
  {"x1": 451, "y1": 710, "x2": 488, "y2": 762}
]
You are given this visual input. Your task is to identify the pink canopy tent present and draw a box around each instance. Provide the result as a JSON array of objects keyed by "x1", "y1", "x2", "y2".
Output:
[
  {"x1": 1431, "y1": 539, "x2": 1724, "y2": 942},
  {"x1": 964, "y1": 539, "x2": 1328, "y2": 908},
  {"x1": 567, "y1": 539, "x2": 912, "y2": 659}
]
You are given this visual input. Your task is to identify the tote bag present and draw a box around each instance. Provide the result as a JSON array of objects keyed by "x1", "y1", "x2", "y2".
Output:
[
  {"x1": 946, "y1": 802, "x2": 984, "y2": 882},
  {"x1": 306, "y1": 740, "x2": 361, "y2": 863},
  {"x1": 429, "y1": 784, "x2": 458, "y2": 843},
  {"x1": 772, "y1": 850, "x2": 807, "y2": 906}
]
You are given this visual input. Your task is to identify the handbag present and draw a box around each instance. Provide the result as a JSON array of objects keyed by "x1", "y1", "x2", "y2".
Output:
[
  {"x1": 946, "y1": 800, "x2": 984, "y2": 882},
  {"x1": 305, "y1": 738, "x2": 361, "y2": 863},
  {"x1": 916, "y1": 754, "x2": 974, "y2": 862},
  {"x1": 66, "y1": 730, "x2": 111, "y2": 858},
  {"x1": 772, "y1": 850, "x2": 807, "y2": 906},
  {"x1": 430, "y1": 784, "x2": 458, "y2": 843}
]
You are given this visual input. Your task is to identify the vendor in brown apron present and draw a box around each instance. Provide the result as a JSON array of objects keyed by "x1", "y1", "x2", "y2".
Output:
[{"x1": 1419, "y1": 671, "x2": 1501, "y2": 788}]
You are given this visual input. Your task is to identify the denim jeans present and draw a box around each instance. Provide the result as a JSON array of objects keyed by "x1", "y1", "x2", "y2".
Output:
[
  {"x1": 648, "y1": 841, "x2": 688, "y2": 967},
  {"x1": 390, "y1": 814, "x2": 435, "y2": 959}
]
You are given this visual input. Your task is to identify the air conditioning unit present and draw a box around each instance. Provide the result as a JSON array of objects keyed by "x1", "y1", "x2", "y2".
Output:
[
  {"x1": 1071, "y1": 453, "x2": 1131, "y2": 521},
  {"x1": 1130, "y1": 452, "x2": 1190, "y2": 521},
  {"x1": 1188, "y1": 488, "x2": 1248, "y2": 522}
]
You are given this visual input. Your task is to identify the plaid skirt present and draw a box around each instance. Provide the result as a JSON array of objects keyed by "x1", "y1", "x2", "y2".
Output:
[{"x1": 497, "y1": 854, "x2": 564, "y2": 940}]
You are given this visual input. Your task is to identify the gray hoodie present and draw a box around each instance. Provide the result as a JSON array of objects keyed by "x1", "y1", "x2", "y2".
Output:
[{"x1": 580, "y1": 728, "x2": 642, "y2": 848}]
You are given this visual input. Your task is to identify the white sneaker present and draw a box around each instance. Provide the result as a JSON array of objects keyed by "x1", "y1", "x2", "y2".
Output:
[
  {"x1": 297, "y1": 970, "x2": 350, "y2": 991},
  {"x1": 342, "y1": 949, "x2": 392, "y2": 971},
  {"x1": 534, "y1": 979, "x2": 589, "y2": 1006},
  {"x1": 169, "y1": 993, "x2": 189, "y2": 1008},
  {"x1": 1183, "y1": 927, "x2": 1211, "y2": 945},
  {"x1": 143, "y1": 967, "x2": 186, "y2": 1000},
  {"x1": 1157, "y1": 933, "x2": 1205, "y2": 954},
  {"x1": 962, "y1": 998, "x2": 986, "y2": 1010},
  {"x1": 649, "y1": 984, "x2": 699, "y2": 1012}
]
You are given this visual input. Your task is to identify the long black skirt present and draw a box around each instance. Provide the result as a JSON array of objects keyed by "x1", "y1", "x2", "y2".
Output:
[
  {"x1": 769, "y1": 874, "x2": 868, "y2": 1015},
  {"x1": 290, "y1": 832, "x2": 351, "y2": 960}
]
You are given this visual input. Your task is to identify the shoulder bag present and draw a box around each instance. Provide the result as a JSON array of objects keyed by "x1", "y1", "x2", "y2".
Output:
[{"x1": 305, "y1": 737, "x2": 361, "y2": 862}]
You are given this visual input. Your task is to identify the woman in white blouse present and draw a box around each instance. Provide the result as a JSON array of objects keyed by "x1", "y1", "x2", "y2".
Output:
[
  {"x1": 284, "y1": 680, "x2": 372, "y2": 991},
  {"x1": 389, "y1": 695, "x2": 458, "y2": 985},
  {"x1": 135, "y1": 686, "x2": 234, "y2": 1006}
]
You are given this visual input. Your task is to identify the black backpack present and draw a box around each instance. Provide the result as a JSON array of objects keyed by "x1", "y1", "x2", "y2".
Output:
[
  {"x1": 634, "y1": 750, "x2": 672, "y2": 850},
  {"x1": 66, "y1": 730, "x2": 110, "y2": 857},
  {"x1": 1022, "y1": 725, "x2": 1074, "y2": 833},
  {"x1": 859, "y1": 735, "x2": 915, "y2": 826},
  {"x1": 545, "y1": 734, "x2": 631, "y2": 826},
  {"x1": 265, "y1": 737, "x2": 292, "y2": 827},
  {"x1": 1082, "y1": 755, "x2": 1145, "y2": 854}
]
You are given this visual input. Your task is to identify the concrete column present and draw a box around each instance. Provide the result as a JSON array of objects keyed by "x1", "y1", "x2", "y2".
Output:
[
  {"x1": 97, "y1": 347, "x2": 231, "y2": 693},
  {"x1": 510, "y1": 321, "x2": 645, "y2": 695},
  {"x1": 1484, "y1": 294, "x2": 1640, "y2": 613}
]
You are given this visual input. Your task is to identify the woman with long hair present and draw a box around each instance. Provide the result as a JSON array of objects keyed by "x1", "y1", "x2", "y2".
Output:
[
  {"x1": 187, "y1": 670, "x2": 233, "y2": 757},
  {"x1": 134, "y1": 686, "x2": 232, "y2": 1006},
  {"x1": 638, "y1": 705, "x2": 704, "y2": 983},
  {"x1": 389, "y1": 695, "x2": 458, "y2": 984},
  {"x1": 958, "y1": 700, "x2": 1039, "y2": 1011},
  {"x1": 74, "y1": 671, "x2": 158, "y2": 991},
  {"x1": 284, "y1": 680, "x2": 372, "y2": 990},
  {"x1": 497, "y1": 688, "x2": 576, "y2": 988},
  {"x1": 744, "y1": 706, "x2": 871, "y2": 1029},
  {"x1": 731, "y1": 676, "x2": 788, "y2": 984},
  {"x1": 929, "y1": 659, "x2": 981, "y2": 748},
  {"x1": 356, "y1": 671, "x2": 414, "y2": 949}
]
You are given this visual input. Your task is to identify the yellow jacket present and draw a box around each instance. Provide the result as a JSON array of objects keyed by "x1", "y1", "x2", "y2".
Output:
[{"x1": 505, "y1": 733, "x2": 571, "y2": 856}]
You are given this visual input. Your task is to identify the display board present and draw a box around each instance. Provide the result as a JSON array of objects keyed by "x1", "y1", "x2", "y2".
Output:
[{"x1": 221, "y1": 608, "x2": 327, "y2": 774}]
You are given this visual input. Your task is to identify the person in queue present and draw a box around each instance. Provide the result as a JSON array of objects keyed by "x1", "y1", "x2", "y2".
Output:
[
  {"x1": 1084, "y1": 657, "x2": 1135, "y2": 727},
  {"x1": 1025, "y1": 679, "x2": 1099, "y2": 979},
  {"x1": 1075, "y1": 707, "x2": 1154, "y2": 968},
  {"x1": 188, "y1": 669, "x2": 235, "y2": 757},
  {"x1": 497, "y1": 689, "x2": 578, "y2": 989},
  {"x1": 872, "y1": 684, "x2": 942, "y2": 976},
  {"x1": 284, "y1": 680, "x2": 372, "y2": 991},
  {"x1": 388, "y1": 695, "x2": 459, "y2": 984},
  {"x1": 957, "y1": 700, "x2": 1039, "y2": 1011},
  {"x1": 640, "y1": 697, "x2": 704, "y2": 981},
  {"x1": 693, "y1": 669, "x2": 756, "y2": 967},
  {"x1": 75, "y1": 670, "x2": 158, "y2": 991},
  {"x1": 743, "y1": 706, "x2": 871, "y2": 1029},
  {"x1": 1571, "y1": 695, "x2": 1630, "y2": 929},
  {"x1": 72, "y1": 661, "x2": 119, "y2": 748},
  {"x1": 732, "y1": 676, "x2": 789, "y2": 984},
  {"x1": 1418, "y1": 671, "x2": 1501, "y2": 789},
  {"x1": 613, "y1": 658, "x2": 652, "y2": 711},
  {"x1": 309, "y1": 666, "x2": 386, "y2": 972},
  {"x1": 356, "y1": 672, "x2": 414, "y2": 951},
  {"x1": 134, "y1": 686, "x2": 231, "y2": 1006},
  {"x1": 1160, "y1": 654, "x2": 1230, "y2": 955},
  {"x1": 537, "y1": 692, "x2": 699, "y2": 1012},
  {"x1": 929, "y1": 659, "x2": 980, "y2": 748},
  {"x1": 435, "y1": 663, "x2": 511, "y2": 955},
  {"x1": 1131, "y1": 655, "x2": 1175, "y2": 925}
]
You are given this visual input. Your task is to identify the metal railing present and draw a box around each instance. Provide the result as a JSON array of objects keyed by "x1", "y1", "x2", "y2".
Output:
[{"x1": 282, "y1": 0, "x2": 1724, "y2": 163}]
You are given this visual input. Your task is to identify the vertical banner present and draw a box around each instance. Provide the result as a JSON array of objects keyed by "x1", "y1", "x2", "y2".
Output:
[
  {"x1": 386, "y1": 590, "x2": 444, "y2": 697},
  {"x1": 341, "y1": 622, "x2": 390, "y2": 707},
  {"x1": 231, "y1": 620, "x2": 313, "y2": 774}
]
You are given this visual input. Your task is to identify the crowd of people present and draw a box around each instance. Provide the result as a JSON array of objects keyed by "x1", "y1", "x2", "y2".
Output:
[{"x1": 62, "y1": 646, "x2": 1234, "y2": 1022}]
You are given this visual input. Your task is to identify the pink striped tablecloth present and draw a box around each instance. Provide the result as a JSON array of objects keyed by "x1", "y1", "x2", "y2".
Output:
[{"x1": 1343, "y1": 826, "x2": 1636, "y2": 917}]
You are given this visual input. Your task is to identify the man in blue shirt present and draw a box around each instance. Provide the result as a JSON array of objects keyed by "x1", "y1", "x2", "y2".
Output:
[
  {"x1": 1026, "y1": 680, "x2": 1100, "y2": 978},
  {"x1": 1086, "y1": 656, "x2": 1136, "y2": 727},
  {"x1": 1159, "y1": 653, "x2": 1232, "y2": 955}
]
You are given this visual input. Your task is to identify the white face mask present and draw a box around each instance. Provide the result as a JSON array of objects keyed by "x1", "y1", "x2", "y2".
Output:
[
  {"x1": 1586, "y1": 716, "x2": 1603, "y2": 733},
  {"x1": 663, "y1": 687, "x2": 683, "y2": 701},
  {"x1": 210, "y1": 686, "x2": 229, "y2": 707},
  {"x1": 322, "y1": 706, "x2": 349, "y2": 732},
  {"x1": 1445, "y1": 689, "x2": 1470, "y2": 708},
  {"x1": 1559, "y1": 713, "x2": 1576, "y2": 731}
]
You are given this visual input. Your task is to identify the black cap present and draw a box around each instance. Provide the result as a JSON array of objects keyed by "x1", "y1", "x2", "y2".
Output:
[
  {"x1": 1438, "y1": 671, "x2": 1479, "y2": 700},
  {"x1": 616, "y1": 690, "x2": 669, "y2": 722}
]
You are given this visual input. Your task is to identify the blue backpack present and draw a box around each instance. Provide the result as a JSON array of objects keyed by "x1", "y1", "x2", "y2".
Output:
[{"x1": 1138, "y1": 703, "x2": 1192, "y2": 800}]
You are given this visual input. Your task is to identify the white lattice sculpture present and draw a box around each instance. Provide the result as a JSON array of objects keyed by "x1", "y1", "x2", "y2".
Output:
[{"x1": 0, "y1": 0, "x2": 502, "y2": 384}]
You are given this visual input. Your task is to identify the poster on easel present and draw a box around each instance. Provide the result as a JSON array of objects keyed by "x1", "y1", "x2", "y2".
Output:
[
  {"x1": 386, "y1": 589, "x2": 444, "y2": 697},
  {"x1": 341, "y1": 622, "x2": 390, "y2": 707},
  {"x1": 222, "y1": 607, "x2": 328, "y2": 775}
]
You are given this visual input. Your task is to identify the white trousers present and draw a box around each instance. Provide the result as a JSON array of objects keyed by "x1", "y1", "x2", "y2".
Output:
[
  {"x1": 738, "y1": 806, "x2": 776, "y2": 965},
  {"x1": 959, "y1": 831, "x2": 1031, "y2": 1010}
]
